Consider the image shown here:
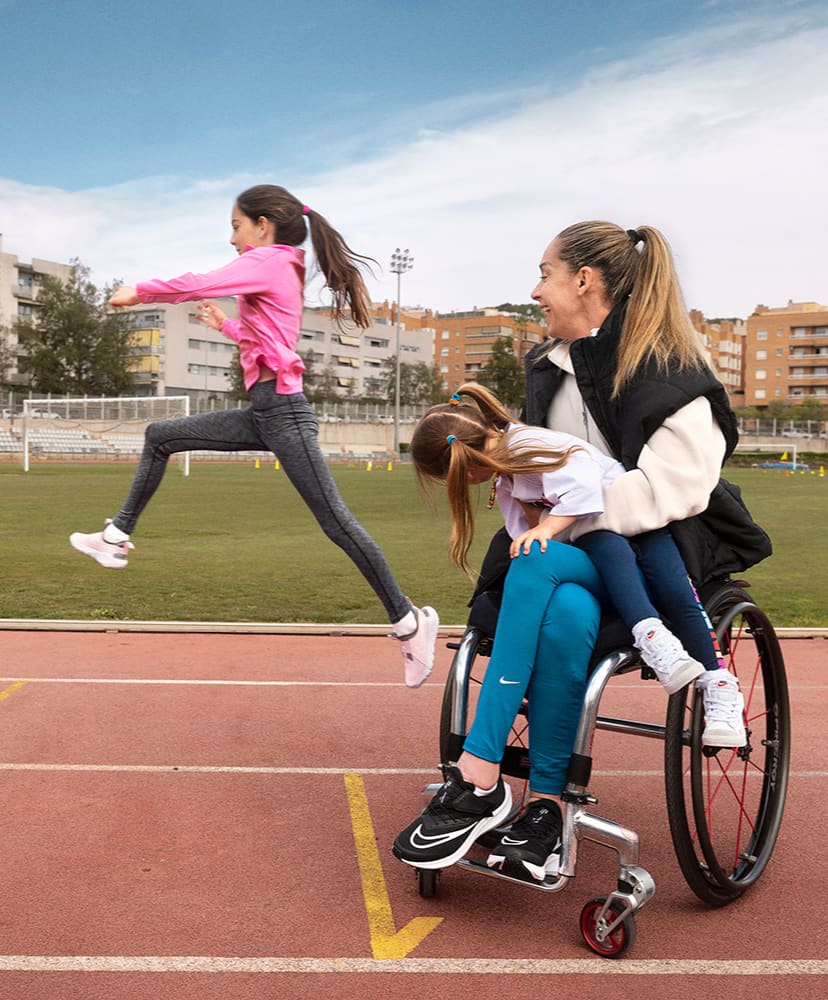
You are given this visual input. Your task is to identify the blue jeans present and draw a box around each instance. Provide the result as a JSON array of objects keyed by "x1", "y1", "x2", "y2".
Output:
[
  {"x1": 576, "y1": 528, "x2": 722, "y2": 672},
  {"x1": 111, "y1": 382, "x2": 410, "y2": 624},
  {"x1": 463, "y1": 542, "x2": 602, "y2": 795}
]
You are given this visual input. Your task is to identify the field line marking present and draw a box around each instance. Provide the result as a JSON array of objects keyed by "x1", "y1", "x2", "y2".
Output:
[
  {"x1": 0, "y1": 955, "x2": 824, "y2": 974},
  {"x1": 344, "y1": 772, "x2": 442, "y2": 959},
  {"x1": 0, "y1": 763, "x2": 825, "y2": 778},
  {"x1": 0, "y1": 681, "x2": 26, "y2": 703}
]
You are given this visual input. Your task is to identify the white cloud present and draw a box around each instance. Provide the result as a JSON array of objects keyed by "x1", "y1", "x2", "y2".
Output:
[{"x1": 1, "y1": 9, "x2": 826, "y2": 319}]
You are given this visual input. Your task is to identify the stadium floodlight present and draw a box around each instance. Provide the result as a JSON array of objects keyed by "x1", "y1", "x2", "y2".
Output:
[{"x1": 389, "y1": 249, "x2": 414, "y2": 457}]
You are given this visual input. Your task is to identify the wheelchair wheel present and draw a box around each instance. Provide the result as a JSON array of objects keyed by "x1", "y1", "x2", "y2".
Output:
[{"x1": 664, "y1": 584, "x2": 790, "y2": 905}]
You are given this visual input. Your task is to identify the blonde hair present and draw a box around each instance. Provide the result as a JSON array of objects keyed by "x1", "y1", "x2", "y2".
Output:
[
  {"x1": 411, "y1": 383, "x2": 579, "y2": 574},
  {"x1": 555, "y1": 221, "x2": 708, "y2": 396}
]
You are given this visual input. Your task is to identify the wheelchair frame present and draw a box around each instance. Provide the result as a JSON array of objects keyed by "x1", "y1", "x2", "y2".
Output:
[{"x1": 414, "y1": 581, "x2": 791, "y2": 958}]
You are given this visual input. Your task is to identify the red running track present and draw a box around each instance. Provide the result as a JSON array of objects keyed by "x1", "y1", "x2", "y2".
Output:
[{"x1": 0, "y1": 629, "x2": 824, "y2": 999}]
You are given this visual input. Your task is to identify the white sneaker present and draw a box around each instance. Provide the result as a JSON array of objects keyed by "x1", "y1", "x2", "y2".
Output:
[
  {"x1": 397, "y1": 605, "x2": 439, "y2": 688},
  {"x1": 699, "y1": 672, "x2": 747, "y2": 747},
  {"x1": 70, "y1": 522, "x2": 134, "y2": 570},
  {"x1": 635, "y1": 621, "x2": 705, "y2": 695}
]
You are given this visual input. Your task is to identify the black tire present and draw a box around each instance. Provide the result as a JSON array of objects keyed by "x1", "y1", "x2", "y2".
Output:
[
  {"x1": 664, "y1": 584, "x2": 790, "y2": 905},
  {"x1": 579, "y1": 897, "x2": 636, "y2": 958},
  {"x1": 417, "y1": 868, "x2": 438, "y2": 898}
]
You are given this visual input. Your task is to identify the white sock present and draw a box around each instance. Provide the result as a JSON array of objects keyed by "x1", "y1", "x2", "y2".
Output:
[
  {"x1": 393, "y1": 610, "x2": 417, "y2": 638},
  {"x1": 473, "y1": 782, "x2": 498, "y2": 797},
  {"x1": 102, "y1": 522, "x2": 130, "y2": 544}
]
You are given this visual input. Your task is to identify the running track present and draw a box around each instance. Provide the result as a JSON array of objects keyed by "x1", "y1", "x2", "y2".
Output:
[{"x1": 0, "y1": 625, "x2": 824, "y2": 999}]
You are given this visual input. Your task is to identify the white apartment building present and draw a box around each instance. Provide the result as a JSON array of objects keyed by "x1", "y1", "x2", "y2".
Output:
[{"x1": 0, "y1": 237, "x2": 73, "y2": 387}]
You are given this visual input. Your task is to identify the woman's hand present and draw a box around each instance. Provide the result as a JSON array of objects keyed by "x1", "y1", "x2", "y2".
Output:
[
  {"x1": 109, "y1": 286, "x2": 139, "y2": 307},
  {"x1": 197, "y1": 300, "x2": 227, "y2": 331},
  {"x1": 509, "y1": 513, "x2": 577, "y2": 558}
]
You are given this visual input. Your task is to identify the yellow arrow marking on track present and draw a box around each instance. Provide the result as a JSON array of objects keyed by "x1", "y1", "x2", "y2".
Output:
[
  {"x1": 344, "y1": 771, "x2": 442, "y2": 960},
  {"x1": 0, "y1": 681, "x2": 27, "y2": 703}
]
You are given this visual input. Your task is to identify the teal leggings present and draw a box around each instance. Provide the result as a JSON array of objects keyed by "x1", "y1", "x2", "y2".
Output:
[{"x1": 463, "y1": 542, "x2": 602, "y2": 795}]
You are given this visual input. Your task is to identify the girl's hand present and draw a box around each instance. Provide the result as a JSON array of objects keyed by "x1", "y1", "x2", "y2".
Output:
[
  {"x1": 109, "y1": 286, "x2": 139, "y2": 307},
  {"x1": 197, "y1": 301, "x2": 227, "y2": 331},
  {"x1": 509, "y1": 513, "x2": 577, "y2": 558}
]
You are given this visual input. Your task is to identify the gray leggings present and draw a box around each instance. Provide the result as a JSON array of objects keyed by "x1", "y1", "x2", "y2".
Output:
[{"x1": 112, "y1": 382, "x2": 411, "y2": 624}]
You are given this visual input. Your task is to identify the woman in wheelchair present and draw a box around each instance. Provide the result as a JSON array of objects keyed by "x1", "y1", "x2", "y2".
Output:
[
  {"x1": 393, "y1": 221, "x2": 766, "y2": 885},
  {"x1": 392, "y1": 382, "x2": 742, "y2": 882}
]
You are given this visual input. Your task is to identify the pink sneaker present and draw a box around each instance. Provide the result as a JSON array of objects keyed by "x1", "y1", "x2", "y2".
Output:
[
  {"x1": 397, "y1": 605, "x2": 439, "y2": 688},
  {"x1": 69, "y1": 523, "x2": 134, "y2": 570}
]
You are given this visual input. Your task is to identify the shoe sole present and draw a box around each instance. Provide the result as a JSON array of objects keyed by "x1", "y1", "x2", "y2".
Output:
[
  {"x1": 404, "y1": 606, "x2": 440, "y2": 688},
  {"x1": 70, "y1": 534, "x2": 128, "y2": 570},
  {"x1": 395, "y1": 784, "x2": 514, "y2": 870},
  {"x1": 661, "y1": 658, "x2": 705, "y2": 695},
  {"x1": 488, "y1": 854, "x2": 560, "y2": 883},
  {"x1": 702, "y1": 724, "x2": 747, "y2": 748}
]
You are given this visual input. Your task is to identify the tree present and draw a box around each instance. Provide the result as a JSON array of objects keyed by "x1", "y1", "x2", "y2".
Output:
[
  {"x1": 380, "y1": 356, "x2": 445, "y2": 407},
  {"x1": 477, "y1": 337, "x2": 524, "y2": 409},
  {"x1": 495, "y1": 301, "x2": 544, "y2": 325},
  {"x1": 14, "y1": 261, "x2": 136, "y2": 395},
  {"x1": 225, "y1": 347, "x2": 247, "y2": 400}
]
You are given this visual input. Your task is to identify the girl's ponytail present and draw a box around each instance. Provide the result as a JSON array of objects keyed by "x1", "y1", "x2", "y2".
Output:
[
  {"x1": 235, "y1": 184, "x2": 376, "y2": 329},
  {"x1": 305, "y1": 209, "x2": 376, "y2": 329}
]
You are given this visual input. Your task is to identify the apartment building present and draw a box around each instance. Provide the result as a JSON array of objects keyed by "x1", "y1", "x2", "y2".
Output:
[
  {"x1": 0, "y1": 237, "x2": 73, "y2": 386},
  {"x1": 744, "y1": 301, "x2": 828, "y2": 408},
  {"x1": 689, "y1": 309, "x2": 746, "y2": 406}
]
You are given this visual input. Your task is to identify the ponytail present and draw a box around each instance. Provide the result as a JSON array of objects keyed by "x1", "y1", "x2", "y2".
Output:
[
  {"x1": 235, "y1": 184, "x2": 376, "y2": 329},
  {"x1": 411, "y1": 383, "x2": 577, "y2": 575},
  {"x1": 555, "y1": 220, "x2": 708, "y2": 397},
  {"x1": 304, "y1": 209, "x2": 376, "y2": 329}
]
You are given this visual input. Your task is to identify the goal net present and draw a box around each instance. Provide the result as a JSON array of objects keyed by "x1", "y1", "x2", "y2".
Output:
[{"x1": 21, "y1": 396, "x2": 191, "y2": 473}]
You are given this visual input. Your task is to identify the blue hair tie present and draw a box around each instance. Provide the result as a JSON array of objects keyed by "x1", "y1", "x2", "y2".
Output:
[
  {"x1": 449, "y1": 393, "x2": 461, "y2": 405},
  {"x1": 447, "y1": 434, "x2": 457, "y2": 444}
]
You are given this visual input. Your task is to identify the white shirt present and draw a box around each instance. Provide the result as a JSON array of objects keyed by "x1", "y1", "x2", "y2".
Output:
[{"x1": 495, "y1": 423, "x2": 624, "y2": 540}]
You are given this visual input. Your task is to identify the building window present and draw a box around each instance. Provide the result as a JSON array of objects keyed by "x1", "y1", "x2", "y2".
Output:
[
  {"x1": 441, "y1": 331, "x2": 450, "y2": 339},
  {"x1": 755, "y1": 370, "x2": 766, "y2": 380},
  {"x1": 756, "y1": 350, "x2": 767, "y2": 361},
  {"x1": 755, "y1": 389, "x2": 766, "y2": 399},
  {"x1": 756, "y1": 330, "x2": 768, "y2": 340}
]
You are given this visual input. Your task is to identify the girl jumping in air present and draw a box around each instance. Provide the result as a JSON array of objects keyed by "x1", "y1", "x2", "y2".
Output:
[{"x1": 70, "y1": 184, "x2": 438, "y2": 687}]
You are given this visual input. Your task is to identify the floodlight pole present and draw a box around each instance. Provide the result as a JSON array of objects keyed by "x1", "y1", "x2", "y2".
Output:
[{"x1": 389, "y1": 248, "x2": 414, "y2": 457}]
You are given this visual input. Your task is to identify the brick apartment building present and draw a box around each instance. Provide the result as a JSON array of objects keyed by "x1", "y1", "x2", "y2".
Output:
[{"x1": 744, "y1": 301, "x2": 828, "y2": 408}]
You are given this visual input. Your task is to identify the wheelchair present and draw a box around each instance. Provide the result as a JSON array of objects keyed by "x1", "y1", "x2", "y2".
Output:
[{"x1": 411, "y1": 578, "x2": 791, "y2": 958}]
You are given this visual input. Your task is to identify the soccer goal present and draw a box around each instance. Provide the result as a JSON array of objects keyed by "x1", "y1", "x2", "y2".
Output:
[{"x1": 21, "y1": 396, "x2": 190, "y2": 473}]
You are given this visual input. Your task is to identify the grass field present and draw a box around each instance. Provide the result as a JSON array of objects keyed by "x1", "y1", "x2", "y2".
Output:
[{"x1": 0, "y1": 460, "x2": 825, "y2": 626}]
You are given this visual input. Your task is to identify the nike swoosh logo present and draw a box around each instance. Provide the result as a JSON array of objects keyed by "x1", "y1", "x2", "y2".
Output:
[
  {"x1": 500, "y1": 836, "x2": 528, "y2": 846},
  {"x1": 499, "y1": 677, "x2": 520, "y2": 685},
  {"x1": 408, "y1": 823, "x2": 478, "y2": 850}
]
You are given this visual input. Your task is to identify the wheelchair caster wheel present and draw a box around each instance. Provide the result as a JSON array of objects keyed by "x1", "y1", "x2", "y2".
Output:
[
  {"x1": 417, "y1": 868, "x2": 439, "y2": 898},
  {"x1": 579, "y1": 897, "x2": 636, "y2": 958}
]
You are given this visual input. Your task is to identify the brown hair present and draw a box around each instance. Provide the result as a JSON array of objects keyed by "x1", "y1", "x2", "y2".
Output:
[
  {"x1": 411, "y1": 383, "x2": 578, "y2": 574},
  {"x1": 235, "y1": 184, "x2": 375, "y2": 328},
  {"x1": 554, "y1": 221, "x2": 708, "y2": 396}
]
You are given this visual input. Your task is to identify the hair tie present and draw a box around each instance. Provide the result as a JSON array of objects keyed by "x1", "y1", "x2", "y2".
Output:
[
  {"x1": 626, "y1": 228, "x2": 643, "y2": 244},
  {"x1": 449, "y1": 393, "x2": 461, "y2": 405},
  {"x1": 302, "y1": 205, "x2": 311, "y2": 215},
  {"x1": 447, "y1": 434, "x2": 457, "y2": 444}
]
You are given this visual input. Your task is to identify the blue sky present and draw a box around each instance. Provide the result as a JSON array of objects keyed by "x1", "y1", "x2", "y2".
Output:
[{"x1": 1, "y1": 0, "x2": 826, "y2": 318}]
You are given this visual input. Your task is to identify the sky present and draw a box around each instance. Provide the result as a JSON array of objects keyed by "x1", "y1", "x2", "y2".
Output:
[{"x1": 1, "y1": 0, "x2": 826, "y2": 320}]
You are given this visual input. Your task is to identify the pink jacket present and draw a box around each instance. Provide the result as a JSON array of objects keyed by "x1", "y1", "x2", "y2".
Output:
[{"x1": 136, "y1": 245, "x2": 306, "y2": 394}]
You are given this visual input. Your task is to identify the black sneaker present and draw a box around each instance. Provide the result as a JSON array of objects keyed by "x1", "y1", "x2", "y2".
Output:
[
  {"x1": 392, "y1": 766, "x2": 513, "y2": 870},
  {"x1": 486, "y1": 798, "x2": 562, "y2": 882}
]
